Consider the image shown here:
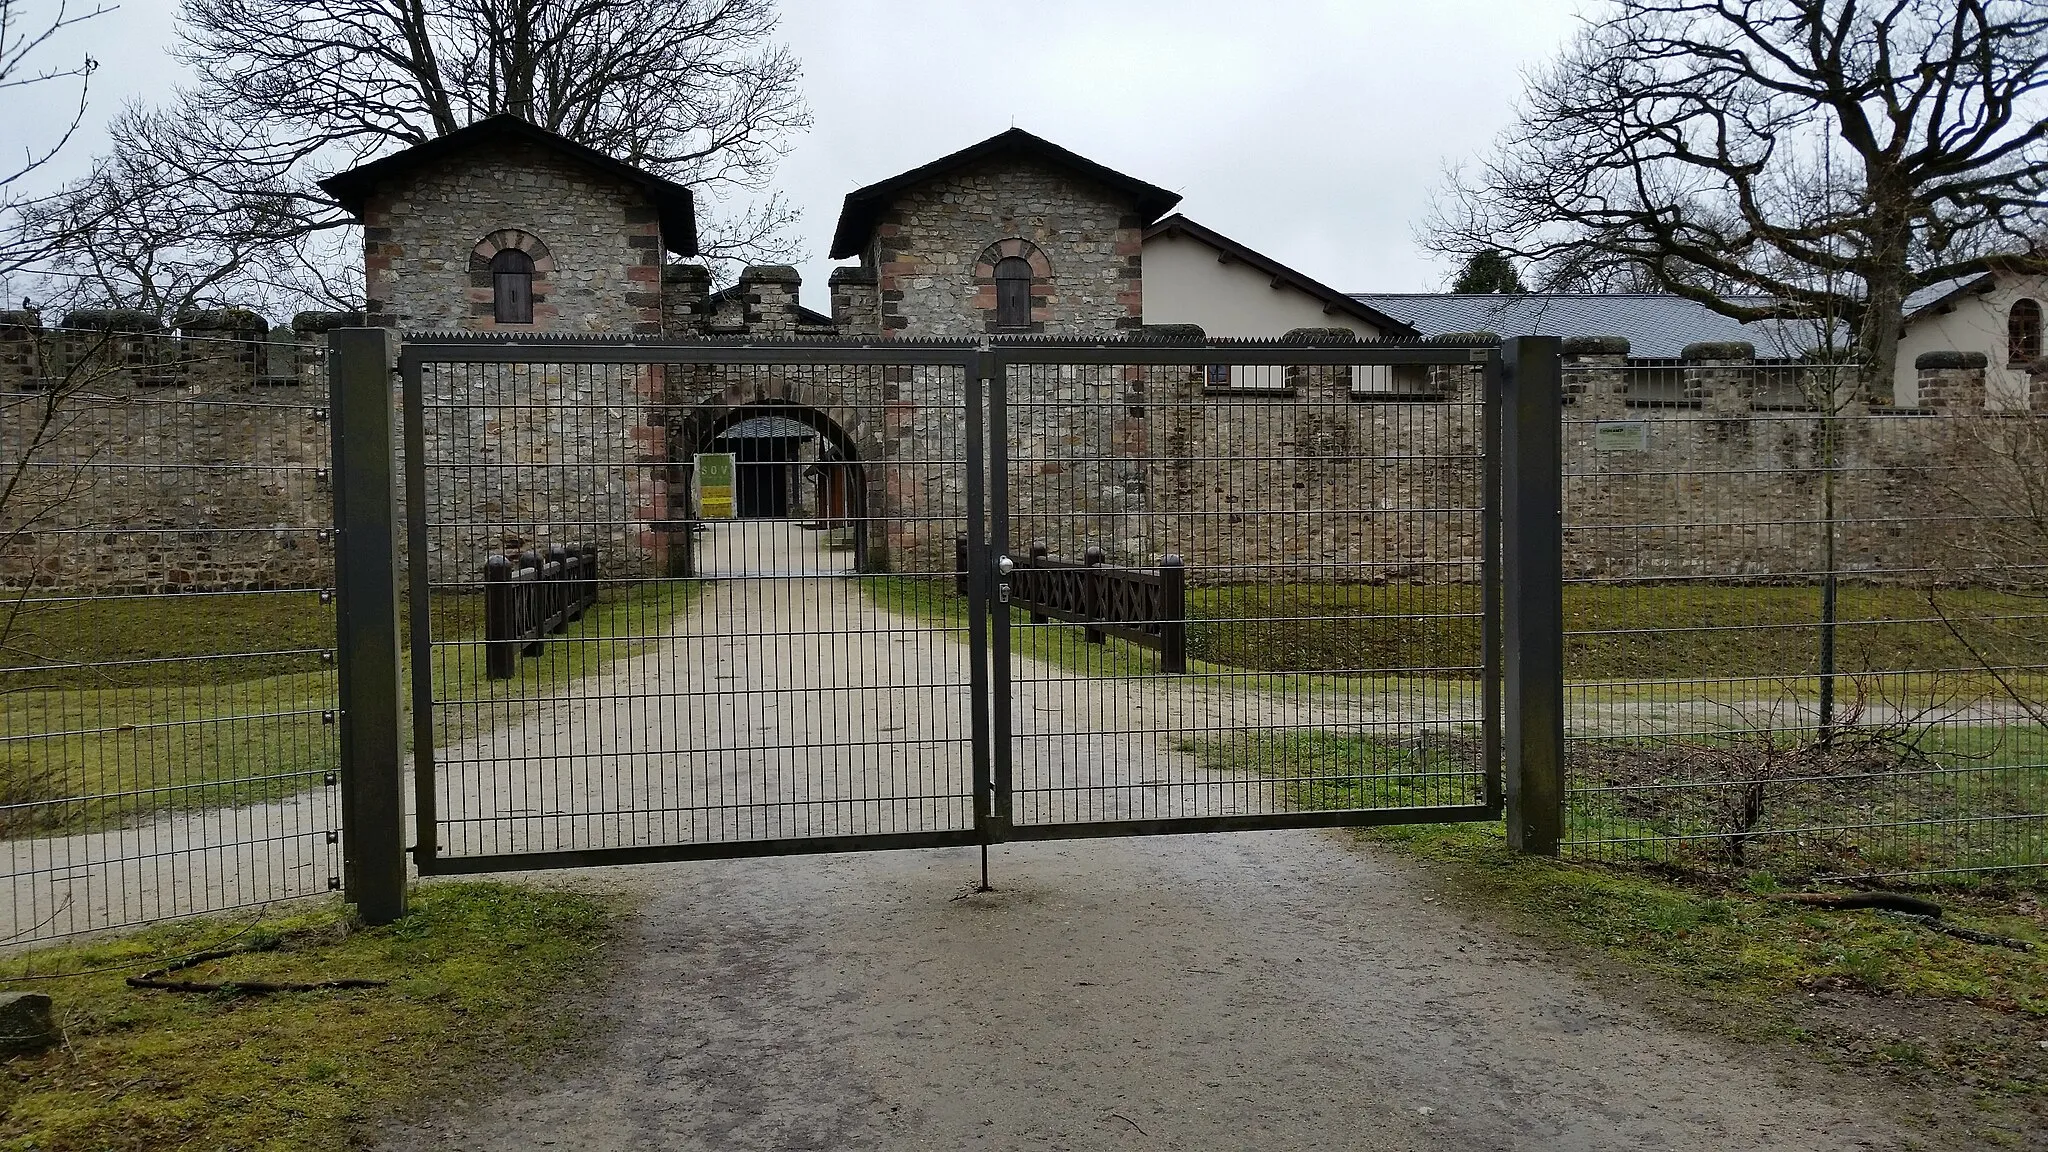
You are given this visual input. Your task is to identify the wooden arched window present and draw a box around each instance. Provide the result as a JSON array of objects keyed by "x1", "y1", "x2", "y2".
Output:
[
  {"x1": 2011, "y1": 298, "x2": 2043, "y2": 365},
  {"x1": 492, "y1": 249, "x2": 535, "y2": 324},
  {"x1": 994, "y1": 256, "x2": 1032, "y2": 330}
]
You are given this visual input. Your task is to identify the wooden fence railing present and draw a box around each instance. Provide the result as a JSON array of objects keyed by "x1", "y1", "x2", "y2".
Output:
[
  {"x1": 964, "y1": 541, "x2": 1186, "y2": 673},
  {"x1": 483, "y1": 543, "x2": 600, "y2": 679}
]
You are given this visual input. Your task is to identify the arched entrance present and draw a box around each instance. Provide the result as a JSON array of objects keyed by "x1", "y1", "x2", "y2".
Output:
[{"x1": 671, "y1": 400, "x2": 870, "y2": 576}]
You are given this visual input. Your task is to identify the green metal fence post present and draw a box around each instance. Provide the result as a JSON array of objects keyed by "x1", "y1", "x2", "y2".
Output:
[
  {"x1": 329, "y1": 327, "x2": 408, "y2": 924},
  {"x1": 1503, "y1": 335, "x2": 1565, "y2": 855}
]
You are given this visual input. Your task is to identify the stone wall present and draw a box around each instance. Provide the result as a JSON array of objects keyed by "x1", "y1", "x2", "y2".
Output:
[
  {"x1": 864, "y1": 155, "x2": 1145, "y2": 338},
  {"x1": 362, "y1": 139, "x2": 666, "y2": 334},
  {"x1": 0, "y1": 329, "x2": 331, "y2": 593},
  {"x1": 829, "y1": 267, "x2": 880, "y2": 335},
  {"x1": 4, "y1": 309, "x2": 2037, "y2": 592}
]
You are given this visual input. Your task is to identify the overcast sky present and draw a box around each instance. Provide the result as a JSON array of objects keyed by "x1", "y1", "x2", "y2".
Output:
[{"x1": 7, "y1": 0, "x2": 1592, "y2": 310}]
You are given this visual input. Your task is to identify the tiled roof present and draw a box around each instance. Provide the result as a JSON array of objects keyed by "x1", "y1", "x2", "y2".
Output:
[{"x1": 1347, "y1": 293, "x2": 1831, "y2": 359}]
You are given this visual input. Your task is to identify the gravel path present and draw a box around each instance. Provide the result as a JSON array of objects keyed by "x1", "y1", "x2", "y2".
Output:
[{"x1": 373, "y1": 834, "x2": 1909, "y2": 1152}]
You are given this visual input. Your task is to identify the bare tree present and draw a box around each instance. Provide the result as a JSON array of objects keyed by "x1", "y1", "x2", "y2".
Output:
[
  {"x1": 15, "y1": 103, "x2": 361, "y2": 318},
  {"x1": 176, "y1": 0, "x2": 810, "y2": 265},
  {"x1": 15, "y1": 0, "x2": 808, "y2": 313},
  {"x1": 0, "y1": 0, "x2": 111, "y2": 280},
  {"x1": 1431, "y1": 0, "x2": 2048, "y2": 401}
]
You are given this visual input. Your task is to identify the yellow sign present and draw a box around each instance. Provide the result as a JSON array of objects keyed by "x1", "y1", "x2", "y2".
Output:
[{"x1": 694, "y1": 452, "x2": 736, "y2": 519}]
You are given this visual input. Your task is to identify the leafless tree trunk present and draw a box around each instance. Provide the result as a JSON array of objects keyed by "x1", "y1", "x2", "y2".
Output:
[{"x1": 1430, "y1": 0, "x2": 2048, "y2": 402}]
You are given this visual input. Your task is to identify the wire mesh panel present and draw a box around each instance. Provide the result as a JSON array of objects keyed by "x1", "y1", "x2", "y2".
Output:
[
  {"x1": 0, "y1": 328, "x2": 341, "y2": 945},
  {"x1": 1559, "y1": 359, "x2": 2048, "y2": 882},
  {"x1": 404, "y1": 342, "x2": 985, "y2": 869},
  {"x1": 992, "y1": 343, "x2": 1499, "y2": 836}
]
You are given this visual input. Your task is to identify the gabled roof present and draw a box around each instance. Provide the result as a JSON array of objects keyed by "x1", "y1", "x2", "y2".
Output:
[
  {"x1": 1904, "y1": 273, "x2": 1996, "y2": 319},
  {"x1": 319, "y1": 114, "x2": 699, "y2": 256},
  {"x1": 1349, "y1": 293, "x2": 1828, "y2": 359},
  {"x1": 1146, "y1": 214, "x2": 1418, "y2": 337},
  {"x1": 828, "y1": 128, "x2": 1182, "y2": 259}
]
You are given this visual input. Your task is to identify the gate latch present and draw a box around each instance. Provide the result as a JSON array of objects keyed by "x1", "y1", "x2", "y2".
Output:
[{"x1": 995, "y1": 554, "x2": 1013, "y2": 603}]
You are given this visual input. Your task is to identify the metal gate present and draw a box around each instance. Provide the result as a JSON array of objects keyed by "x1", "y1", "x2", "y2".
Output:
[{"x1": 388, "y1": 335, "x2": 1501, "y2": 876}]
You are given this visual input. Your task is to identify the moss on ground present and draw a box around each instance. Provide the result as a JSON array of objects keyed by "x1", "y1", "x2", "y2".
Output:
[{"x1": 0, "y1": 882, "x2": 621, "y2": 1152}]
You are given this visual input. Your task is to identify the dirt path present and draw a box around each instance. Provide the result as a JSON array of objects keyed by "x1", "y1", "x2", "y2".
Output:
[{"x1": 373, "y1": 834, "x2": 1911, "y2": 1152}]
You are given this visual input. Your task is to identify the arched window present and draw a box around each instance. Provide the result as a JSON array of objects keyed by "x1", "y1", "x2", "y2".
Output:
[
  {"x1": 994, "y1": 256, "x2": 1033, "y2": 330},
  {"x1": 492, "y1": 249, "x2": 535, "y2": 324},
  {"x1": 2011, "y1": 298, "x2": 2043, "y2": 365}
]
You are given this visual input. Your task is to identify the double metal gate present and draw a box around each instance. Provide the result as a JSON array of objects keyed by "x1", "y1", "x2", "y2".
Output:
[{"x1": 376, "y1": 335, "x2": 1505, "y2": 877}]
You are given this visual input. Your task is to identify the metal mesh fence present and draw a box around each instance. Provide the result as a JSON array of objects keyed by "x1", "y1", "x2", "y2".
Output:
[
  {"x1": 405, "y1": 350, "x2": 984, "y2": 867},
  {"x1": 1559, "y1": 361, "x2": 2048, "y2": 882},
  {"x1": 996, "y1": 347, "x2": 1497, "y2": 834},
  {"x1": 0, "y1": 328, "x2": 340, "y2": 945}
]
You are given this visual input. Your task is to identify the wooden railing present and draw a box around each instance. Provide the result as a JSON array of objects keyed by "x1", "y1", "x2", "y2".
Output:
[
  {"x1": 1009, "y1": 543, "x2": 1187, "y2": 673},
  {"x1": 482, "y1": 543, "x2": 600, "y2": 679}
]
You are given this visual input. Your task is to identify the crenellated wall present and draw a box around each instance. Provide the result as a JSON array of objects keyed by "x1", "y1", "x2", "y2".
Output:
[{"x1": 3, "y1": 305, "x2": 2037, "y2": 591}]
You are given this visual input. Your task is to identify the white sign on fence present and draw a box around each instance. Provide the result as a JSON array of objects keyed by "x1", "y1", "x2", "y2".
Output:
[{"x1": 1593, "y1": 421, "x2": 1649, "y2": 453}]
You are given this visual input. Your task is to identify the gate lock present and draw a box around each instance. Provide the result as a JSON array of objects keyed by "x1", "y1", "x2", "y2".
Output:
[{"x1": 995, "y1": 554, "x2": 1014, "y2": 603}]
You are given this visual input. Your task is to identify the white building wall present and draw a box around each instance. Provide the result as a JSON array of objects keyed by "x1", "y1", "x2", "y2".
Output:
[
  {"x1": 1896, "y1": 274, "x2": 2047, "y2": 408},
  {"x1": 1142, "y1": 230, "x2": 1391, "y2": 391}
]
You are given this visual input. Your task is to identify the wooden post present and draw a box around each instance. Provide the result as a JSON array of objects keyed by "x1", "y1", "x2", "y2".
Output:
[
  {"x1": 484, "y1": 554, "x2": 516, "y2": 679},
  {"x1": 518, "y1": 550, "x2": 542, "y2": 656},
  {"x1": 546, "y1": 544, "x2": 568, "y2": 630},
  {"x1": 1082, "y1": 546, "x2": 1106, "y2": 645},
  {"x1": 1029, "y1": 542, "x2": 1049, "y2": 624},
  {"x1": 1158, "y1": 554, "x2": 1187, "y2": 673}
]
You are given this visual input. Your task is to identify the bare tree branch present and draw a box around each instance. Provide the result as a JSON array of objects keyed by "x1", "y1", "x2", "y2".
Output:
[{"x1": 1429, "y1": 0, "x2": 2048, "y2": 400}]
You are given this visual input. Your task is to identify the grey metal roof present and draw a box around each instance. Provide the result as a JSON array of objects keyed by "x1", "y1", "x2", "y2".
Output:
[
  {"x1": 1347, "y1": 293, "x2": 1829, "y2": 359},
  {"x1": 1904, "y1": 273, "x2": 1994, "y2": 319},
  {"x1": 715, "y1": 415, "x2": 816, "y2": 441}
]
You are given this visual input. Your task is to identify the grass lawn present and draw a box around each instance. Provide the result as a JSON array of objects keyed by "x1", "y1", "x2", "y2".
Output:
[
  {"x1": 863, "y1": 577, "x2": 2048, "y2": 685},
  {"x1": 0, "y1": 581, "x2": 698, "y2": 838},
  {"x1": 0, "y1": 881, "x2": 621, "y2": 1152}
]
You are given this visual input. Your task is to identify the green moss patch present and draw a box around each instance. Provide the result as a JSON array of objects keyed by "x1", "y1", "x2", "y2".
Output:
[{"x1": 0, "y1": 882, "x2": 621, "y2": 1152}]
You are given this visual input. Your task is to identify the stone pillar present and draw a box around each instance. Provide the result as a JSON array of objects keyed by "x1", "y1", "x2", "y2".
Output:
[
  {"x1": 0, "y1": 310, "x2": 44, "y2": 391},
  {"x1": 1426, "y1": 331, "x2": 1497, "y2": 398},
  {"x1": 1282, "y1": 326, "x2": 1357, "y2": 399},
  {"x1": 60, "y1": 309, "x2": 169, "y2": 388},
  {"x1": 661, "y1": 263, "x2": 710, "y2": 336},
  {"x1": 1681, "y1": 341, "x2": 1756, "y2": 413},
  {"x1": 829, "y1": 266, "x2": 879, "y2": 335},
  {"x1": 292, "y1": 311, "x2": 364, "y2": 387},
  {"x1": 1562, "y1": 336, "x2": 1629, "y2": 417},
  {"x1": 1914, "y1": 351, "x2": 1988, "y2": 411},
  {"x1": 179, "y1": 309, "x2": 270, "y2": 389},
  {"x1": 736, "y1": 265, "x2": 803, "y2": 336}
]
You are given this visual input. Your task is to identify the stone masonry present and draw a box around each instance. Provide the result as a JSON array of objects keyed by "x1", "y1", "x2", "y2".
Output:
[
  {"x1": 845, "y1": 155, "x2": 1146, "y2": 338},
  {"x1": 362, "y1": 139, "x2": 666, "y2": 335}
]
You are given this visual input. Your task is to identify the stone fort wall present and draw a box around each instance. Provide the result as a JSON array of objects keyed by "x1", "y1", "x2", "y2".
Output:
[{"x1": 6, "y1": 304, "x2": 2043, "y2": 594}]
